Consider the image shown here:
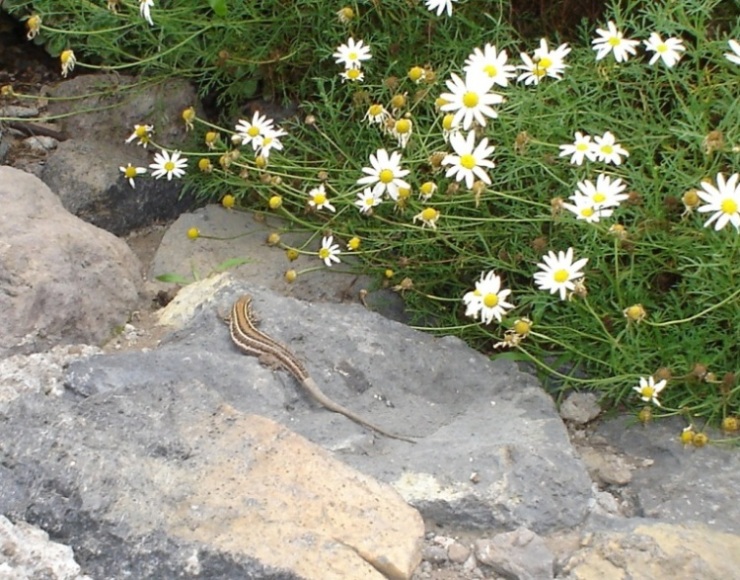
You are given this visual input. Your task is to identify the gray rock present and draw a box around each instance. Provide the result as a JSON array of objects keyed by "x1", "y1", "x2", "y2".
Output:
[
  {"x1": 66, "y1": 282, "x2": 593, "y2": 534},
  {"x1": 475, "y1": 527, "x2": 554, "y2": 580},
  {"x1": 559, "y1": 392, "x2": 601, "y2": 424},
  {"x1": 446, "y1": 541, "x2": 471, "y2": 564},
  {"x1": 0, "y1": 167, "x2": 142, "y2": 358},
  {"x1": 0, "y1": 105, "x2": 39, "y2": 118},
  {"x1": 562, "y1": 522, "x2": 740, "y2": 579},
  {"x1": 0, "y1": 516, "x2": 92, "y2": 580},
  {"x1": 40, "y1": 136, "x2": 197, "y2": 237},
  {"x1": 40, "y1": 74, "x2": 201, "y2": 235},
  {"x1": 590, "y1": 416, "x2": 740, "y2": 533},
  {"x1": 45, "y1": 74, "x2": 198, "y2": 148},
  {"x1": 22, "y1": 135, "x2": 58, "y2": 152}
]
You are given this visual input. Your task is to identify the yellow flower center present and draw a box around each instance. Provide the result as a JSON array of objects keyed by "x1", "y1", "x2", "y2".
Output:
[
  {"x1": 460, "y1": 154, "x2": 476, "y2": 170},
  {"x1": 124, "y1": 166, "x2": 138, "y2": 178},
  {"x1": 420, "y1": 182, "x2": 435, "y2": 195},
  {"x1": 553, "y1": 269, "x2": 569, "y2": 283},
  {"x1": 513, "y1": 319, "x2": 531, "y2": 335},
  {"x1": 348, "y1": 237, "x2": 361, "y2": 250},
  {"x1": 657, "y1": 43, "x2": 668, "y2": 54},
  {"x1": 398, "y1": 187, "x2": 411, "y2": 199},
  {"x1": 537, "y1": 56, "x2": 552, "y2": 69},
  {"x1": 483, "y1": 293, "x2": 499, "y2": 308},
  {"x1": 319, "y1": 248, "x2": 330, "y2": 259},
  {"x1": 721, "y1": 198, "x2": 738, "y2": 214},
  {"x1": 135, "y1": 126, "x2": 148, "y2": 137},
  {"x1": 247, "y1": 126, "x2": 260, "y2": 137},
  {"x1": 581, "y1": 207, "x2": 594, "y2": 217},
  {"x1": 368, "y1": 104, "x2": 383, "y2": 116},
  {"x1": 313, "y1": 193, "x2": 326, "y2": 205},
  {"x1": 164, "y1": 161, "x2": 175, "y2": 172},
  {"x1": 600, "y1": 144, "x2": 613, "y2": 154},
  {"x1": 442, "y1": 114, "x2": 455, "y2": 131},
  {"x1": 268, "y1": 195, "x2": 282, "y2": 209},
  {"x1": 421, "y1": 207, "x2": 437, "y2": 221},
  {"x1": 205, "y1": 131, "x2": 217, "y2": 143},
  {"x1": 483, "y1": 64, "x2": 498, "y2": 78},
  {"x1": 379, "y1": 169, "x2": 394, "y2": 184},
  {"x1": 364, "y1": 197, "x2": 375, "y2": 206},
  {"x1": 462, "y1": 91, "x2": 479, "y2": 108},
  {"x1": 346, "y1": 68, "x2": 361, "y2": 80},
  {"x1": 576, "y1": 143, "x2": 588, "y2": 151},
  {"x1": 593, "y1": 192, "x2": 606, "y2": 203},
  {"x1": 391, "y1": 94, "x2": 407, "y2": 109},
  {"x1": 641, "y1": 386, "x2": 655, "y2": 399},
  {"x1": 61, "y1": 50, "x2": 73, "y2": 64},
  {"x1": 348, "y1": 51, "x2": 358, "y2": 61},
  {"x1": 608, "y1": 36, "x2": 621, "y2": 47},
  {"x1": 682, "y1": 190, "x2": 699, "y2": 207},
  {"x1": 395, "y1": 119, "x2": 411, "y2": 134},
  {"x1": 408, "y1": 66, "x2": 424, "y2": 82},
  {"x1": 262, "y1": 136, "x2": 273, "y2": 147}
]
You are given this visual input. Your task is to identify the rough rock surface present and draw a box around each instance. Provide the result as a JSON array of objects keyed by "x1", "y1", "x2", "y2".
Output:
[
  {"x1": 474, "y1": 527, "x2": 555, "y2": 579},
  {"x1": 72, "y1": 280, "x2": 595, "y2": 533},
  {"x1": 0, "y1": 166, "x2": 142, "y2": 358},
  {"x1": 40, "y1": 75, "x2": 200, "y2": 235},
  {"x1": 0, "y1": 516, "x2": 92, "y2": 580},
  {"x1": 562, "y1": 522, "x2": 740, "y2": 579}
]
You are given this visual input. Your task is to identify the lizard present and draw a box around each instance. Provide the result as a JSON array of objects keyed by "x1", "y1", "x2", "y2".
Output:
[{"x1": 228, "y1": 294, "x2": 416, "y2": 443}]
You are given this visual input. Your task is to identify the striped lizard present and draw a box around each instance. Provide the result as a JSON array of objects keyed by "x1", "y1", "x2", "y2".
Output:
[{"x1": 228, "y1": 295, "x2": 416, "y2": 443}]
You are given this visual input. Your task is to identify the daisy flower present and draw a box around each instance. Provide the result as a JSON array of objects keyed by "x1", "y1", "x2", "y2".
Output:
[
  {"x1": 559, "y1": 132, "x2": 596, "y2": 165},
  {"x1": 332, "y1": 38, "x2": 371, "y2": 69},
  {"x1": 463, "y1": 270, "x2": 514, "y2": 324},
  {"x1": 354, "y1": 188, "x2": 382, "y2": 214},
  {"x1": 725, "y1": 40, "x2": 740, "y2": 65},
  {"x1": 336, "y1": 7, "x2": 354, "y2": 24},
  {"x1": 696, "y1": 172, "x2": 740, "y2": 231},
  {"x1": 562, "y1": 195, "x2": 613, "y2": 223},
  {"x1": 140, "y1": 0, "x2": 154, "y2": 26},
  {"x1": 591, "y1": 21, "x2": 639, "y2": 62},
  {"x1": 318, "y1": 236, "x2": 341, "y2": 267},
  {"x1": 149, "y1": 150, "x2": 188, "y2": 180},
  {"x1": 254, "y1": 127, "x2": 286, "y2": 158},
  {"x1": 439, "y1": 72, "x2": 504, "y2": 130},
  {"x1": 235, "y1": 112, "x2": 275, "y2": 149},
  {"x1": 307, "y1": 184, "x2": 335, "y2": 212},
  {"x1": 518, "y1": 38, "x2": 570, "y2": 85},
  {"x1": 441, "y1": 113, "x2": 460, "y2": 143},
  {"x1": 442, "y1": 130, "x2": 496, "y2": 189},
  {"x1": 364, "y1": 104, "x2": 391, "y2": 126},
  {"x1": 413, "y1": 207, "x2": 441, "y2": 230},
  {"x1": 463, "y1": 44, "x2": 517, "y2": 88},
  {"x1": 25, "y1": 14, "x2": 41, "y2": 40},
  {"x1": 633, "y1": 376, "x2": 667, "y2": 406},
  {"x1": 119, "y1": 163, "x2": 147, "y2": 188},
  {"x1": 340, "y1": 68, "x2": 364, "y2": 83},
  {"x1": 644, "y1": 33, "x2": 685, "y2": 68},
  {"x1": 419, "y1": 181, "x2": 437, "y2": 201},
  {"x1": 60, "y1": 49, "x2": 76, "y2": 78},
  {"x1": 573, "y1": 174, "x2": 628, "y2": 209},
  {"x1": 125, "y1": 124, "x2": 154, "y2": 148},
  {"x1": 593, "y1": 131, "x2": 629, "y2": 165},
  {"x1": 356, "y1": 148, "x2": 411, "y2": 201},
  {"x1": 424, "y1": 0, "x2": 458, "y2": 17},
  {"x1": 533, "y1": 247, "x2": 588, "y2": 301},
  {"x1": 391, "y1": 118, "x2": 413, "y2": 149}
]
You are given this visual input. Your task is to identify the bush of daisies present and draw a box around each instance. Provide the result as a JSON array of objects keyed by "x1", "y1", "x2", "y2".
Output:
[{"x1": 14, "y1": 0, "x2": 740, "y2": 443}]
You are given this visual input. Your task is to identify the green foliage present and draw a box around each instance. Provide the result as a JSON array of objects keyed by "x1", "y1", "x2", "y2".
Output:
[{"x1": 5, "y1": 0, "x2": 740, "y2": 437}]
